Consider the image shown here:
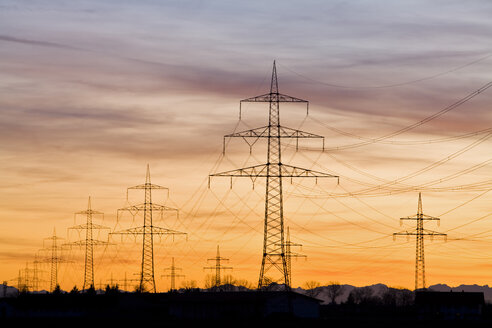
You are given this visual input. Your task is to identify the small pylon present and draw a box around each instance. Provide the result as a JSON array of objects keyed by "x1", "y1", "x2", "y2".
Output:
[
  {"x1": 110, "y1": 165, "x2": 187, "y2": 293},
  {"x1": 393, "y1": 193, "x2": 447, "y2": 290},
  {"x1": 65, "y1": 197, "x2": 110, "y2": 290},
  {"x1": 39, "y1": 228, "x2": 70, "y2": 292},
  {"x1": 282, "y1": 227, "x2": 306, "y2": 287},
  {"x1": 31, "y1": 254, "x2": 44, "y2": 292},
  {"x1": 204, "y1": 245, "x2": 233, "y2": 287},
  {"x1": 162, "y1": 257, "x2": 185, "y2": 291}
]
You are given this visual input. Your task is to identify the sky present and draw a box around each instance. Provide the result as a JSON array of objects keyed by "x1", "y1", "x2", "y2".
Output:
[{"x1": 0, "y1": 0, "x2": 491, "y2": 291}]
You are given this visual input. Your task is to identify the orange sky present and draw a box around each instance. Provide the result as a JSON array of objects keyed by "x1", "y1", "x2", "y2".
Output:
[{"x1": 0, "y1": 1, "x2": 491, "y2": 291}]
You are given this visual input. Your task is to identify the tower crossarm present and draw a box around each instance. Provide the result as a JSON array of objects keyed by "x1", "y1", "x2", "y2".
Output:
[
  {"x1": 210, "y1": 164, "x2": 268, "y2": 177},
  {"x1": 225, "y1": 126, "x2": 323, "y2": 139},
  {"x1": 64, "y1": 239, "x2": 111, "y2": 247},
  {"x1": 75, "y1": 209, "x2": 103, "y2": 215},
  {"x1": 110, "y1": 226, "x2": 187, "y2": 237},
  {"x1": 280, "y1": 164, "x2": 339, "y2": 179},
  {"x1": 162, "y1": 273, "x2": 185, "y2": 278},
  {"x1": 68, "y1": 223, "x2": 111, "y2": 230},
  {"x1": 118, "y1": 203, "x2": 178, "y2": 214},
  {"x1": 37, "y1": 256, "x2": 72, "y2": 264},
  {"x1": 204, "y1": 266, "x2": 233, "y2": 271},
  {"x1": 400, "y1": 215, "x2": 441, "y2": 221},
  {"x1": 207, "y1": 257, "x2": 230, "y2": 263},
  {"x1": 127, "y1": 183, "x2": 169, "y2": 191},
  {"x1": 240, "y1": 92, "x2": 308, "y2": 104},
  {"x1": 210, "y1": 163, "x2": 338, "y2": 179},
  {"x1": 223, "y1": 126, "x2": 325, "y2": 153},
  {"x1": 393, "y1": 230, "x2": 447, "y2": 238}
]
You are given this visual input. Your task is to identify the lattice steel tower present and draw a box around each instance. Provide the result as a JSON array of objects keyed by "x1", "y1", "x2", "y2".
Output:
[
  {"x1": 162, "y1": 257, "x2": 184, "y2": 291},
  {"x1": 40, "y1": 229, "x2": 68, "y2": 292},
  {"x1": 66, "y1": 197, "x2": 110, "y2": 290},
  {"x1": 204, "y1": 245, "x2": 232, "y2": 287},
  {"x1": 210, "y1": 62, "x2": 338, "y2": 288},
  {"x1": 393, "y1": 193, "x2": 447, "y2": 290},
  {"x1": 283, "y1": 227, "x2": 306, "y2": 287},
  {"x1": 111, "y1": 165, "x2": 187, "y2": 293}
]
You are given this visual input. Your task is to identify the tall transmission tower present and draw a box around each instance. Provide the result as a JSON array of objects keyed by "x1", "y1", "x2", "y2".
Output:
[
  {"x1": 393, "y1": 193, "x2": 447, "y2": 290},
  {"x1": 204, "y1": 245, "x2": 232, "y2": 287},
  {"x1": 40, "y1": 229, "x2": 69, "y2": 292},
  {"x1": 110, "y1": 165, "x2": 187, "y2": 293},
  {"x1": 66, "y1": 197, "x2": 110, "y2": 290},
  {"x1": 162, "y1": 257, "x2": 184, "y2": 291},
  {"x1": 209, "y1": 61, "x2": 338, "y2": 289}
]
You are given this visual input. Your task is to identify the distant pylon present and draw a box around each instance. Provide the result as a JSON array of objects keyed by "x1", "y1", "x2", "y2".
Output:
[
  {"x1": 116, "y1": 272, "x2": 139, "y2": 292},
  {"x1": 65, "y1": 197, "x2": 110, "y2": 290},
  {"x1": 32, "y1": 255, "x2": 43, "y2": 292},
  {"x1": 393, "y1": 193, "x2": 447, "y2": 290},
  {"x1": 106, "y1": 273, "x2": 117, "y2": 288},
  {"x1": 281, "y1": 227, "x2": 306, "y2": 287},
  {"x1": 110, "y1": 165, "x2": 187, "y2": 293},
  {"x1": 209, "y1": 61, "x2": 338, "y2": 289},
  {"x1": 204, "y1": 245, "x2": 232, "y2": 287},
  {"x1": 20, "y1": 262, "x2": 37, "y2": 292},
  {"x1": 40, "y1": 228, "x2": 69, "y2": 292},
  {"x1": 162, "y1": 257, "x2": 184, "y2": 291}
]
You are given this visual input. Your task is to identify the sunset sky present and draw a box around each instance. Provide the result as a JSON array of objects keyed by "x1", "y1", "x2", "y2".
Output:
[{"x1": 1, "y1": 0, "x2": 491, "y2": 291}]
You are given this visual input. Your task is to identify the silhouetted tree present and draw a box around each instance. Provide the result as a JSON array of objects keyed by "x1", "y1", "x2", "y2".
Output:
[
  {"x1": 106, "y1": 284, "x2": 119, "y2": 295},
  {"x1": 326, "y1": 282, "x2": 345, "y2": 304},
  {"x1": 234, "y1": 278, "x2": 254, "y2": 290},
  {"x1": 180, "y1": 280, "x2": 199, "y2": 292},
  {"x1": 52, "y1": 284, "x2": 62, "y2": 295},
  {"x1": 347, "y1": 286, "x2": 377, "y2": 305},
  {"x1": 86, "y1": 284, "x2": 96, "y2": 295},
  {"x1": 70, "y1": 286, "x2": 79, "y2": 294},
  {"x1": 395, "y1": 288, "x2": 414, "y2": 307},
  {"x1": 303, "y1": 280, "x2": 321, "y2": 298}
]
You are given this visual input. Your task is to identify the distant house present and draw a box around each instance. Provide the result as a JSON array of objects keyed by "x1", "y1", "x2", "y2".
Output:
[{"x1": 415, "y1": 291, "x2": 484, "y2": 320}]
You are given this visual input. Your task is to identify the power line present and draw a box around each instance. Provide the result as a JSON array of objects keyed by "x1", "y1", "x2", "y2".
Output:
[{"x1": 279, "y1": 53, "x2": 492, "y2": 89}]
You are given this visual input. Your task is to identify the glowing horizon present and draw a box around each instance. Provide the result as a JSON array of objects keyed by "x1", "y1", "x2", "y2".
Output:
[{"x1": 1, "y1": 0, "x2": 491, "y2": 292}]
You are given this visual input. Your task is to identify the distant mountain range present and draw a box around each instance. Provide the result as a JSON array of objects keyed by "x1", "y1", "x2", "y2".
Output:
[
  {"x1": 292, "y1": 283, "x2": 492, "y2": 304},
  {"x1": 2, "y1": 283, "x2": 491, "y2": 303}
]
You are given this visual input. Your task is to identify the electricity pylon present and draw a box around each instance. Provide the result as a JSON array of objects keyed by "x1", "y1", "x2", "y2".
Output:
[
  {"x1": 110, "y1": 165, "x2": 187, "y2": 293},
  {"x1": 209, "y1": 61, "x2": 338, "y2": 289},
  {"x1": 105, "y1": 273, "x2": 117, "y2": 288},
  {"x1": 393, "y1": 193, "x2": 447, "y2": 290},
  {"x1": 39, "y1": 228, "x2": 69, "y2": 292},
  {"x1": 31, "y1": 254, "x2": 44, "y2": 292},
  {"x1": 66, "y1": 197, "x2": 110, "y2": 290},
  {"x1": 162, "y1": 257, "x2": 184, "y2": 291},
  {"x1": 116, "y1": 272, "x2": 140, "y2": 292},
  {"x1": 282, "y1": 227, "x2": 306, "y2": 287},
  {"x1": 20, "y1": 262, "x2": 38, "y2": 292},
  {"x1": 204, "y1": 245, "x2": 232, "y2": 287}
]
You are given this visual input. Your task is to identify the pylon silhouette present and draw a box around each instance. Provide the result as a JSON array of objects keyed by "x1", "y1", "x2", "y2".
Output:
[
  {"x1": 204, "y1": 245, "x2": 232, "y2": 287},
  {"x1": 66, "y1": 197, "x2": 110, "y2": 290},
  {"x1": 110, "y1": 165, "x2": 187, "y2": 293},
  {"x1": 393, "y1": 193, "x2": 447, "y2": 290},
  {"x1": 210, "y1": 61, "x2": 338, "y2": 288}
]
